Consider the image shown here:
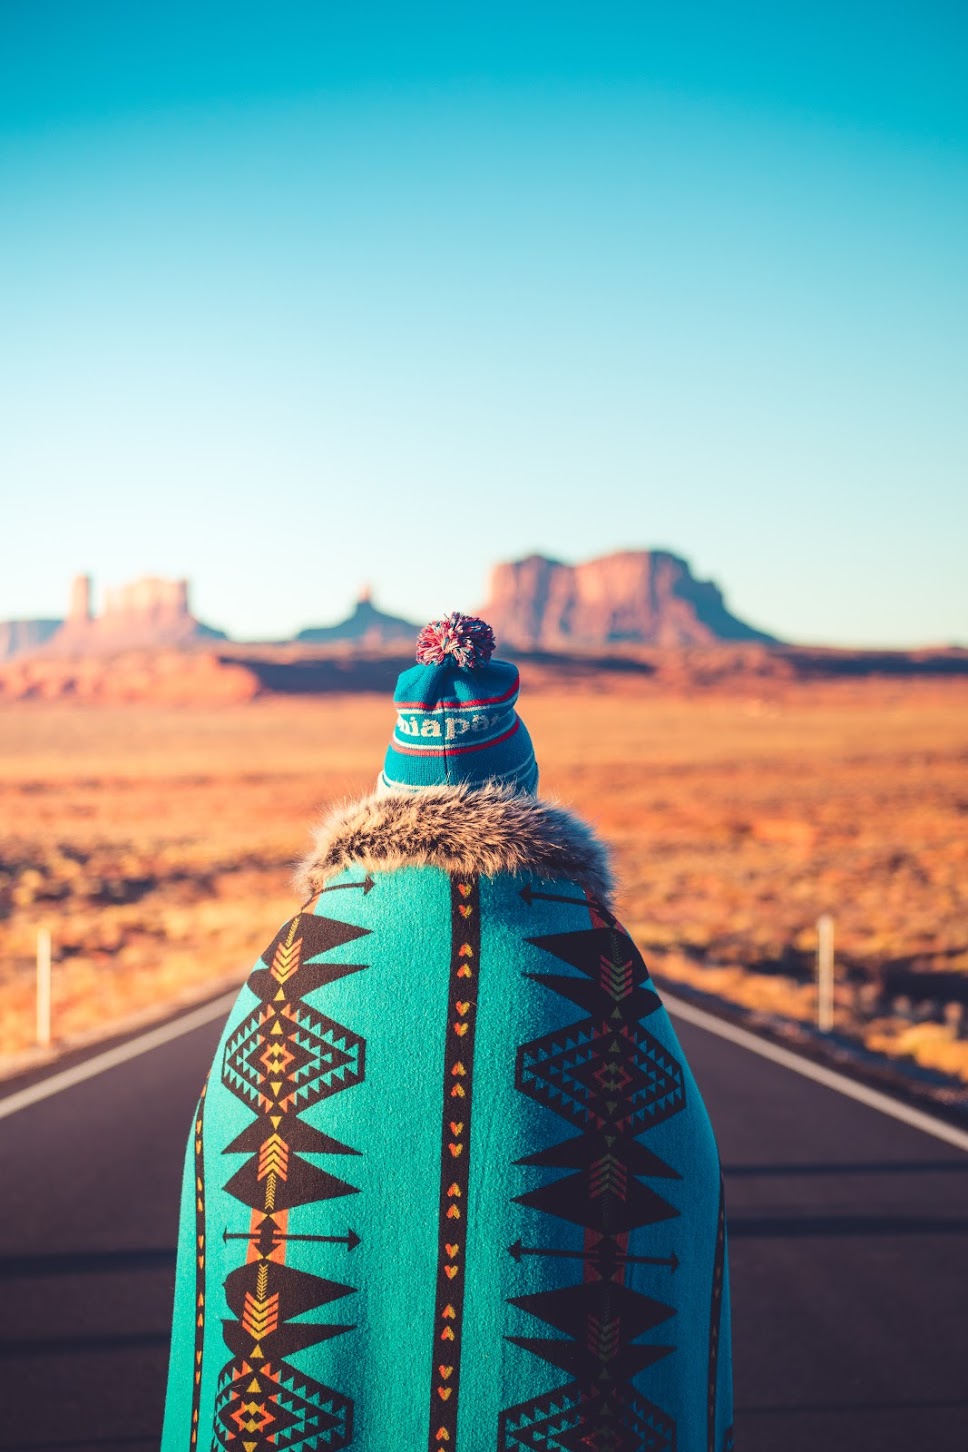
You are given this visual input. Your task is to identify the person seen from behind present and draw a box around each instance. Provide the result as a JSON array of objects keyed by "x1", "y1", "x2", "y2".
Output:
[{"x1": 162, "y1": 612, "x2": 734, "y2": 1451}]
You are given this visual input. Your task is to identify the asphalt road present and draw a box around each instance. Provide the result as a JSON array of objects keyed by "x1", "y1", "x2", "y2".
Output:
[{"x1": 1, "y1": 1003, "x2": 966, "y2": 1452}]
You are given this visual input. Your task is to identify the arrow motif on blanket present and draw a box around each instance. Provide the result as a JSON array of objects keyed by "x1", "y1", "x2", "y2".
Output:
[
  {"x1": 507, "y1": 1238, "x2": 679, "y2": 1271},
  {"x1": 519, "y1": 883, "x2": 618, "y2": 923},
  {"x1": 272, "y1": 1229, "x2": 361, "y2": 1250},
  {"x1": 319, "y1": 874, "x2": 375, "y2": 895},
  {"x1": 223, "y1": 1226, "x2": 361, "y2": 1251},
  {"x1": 520, "y1": 884, "x2": 591, "y2": 910}
]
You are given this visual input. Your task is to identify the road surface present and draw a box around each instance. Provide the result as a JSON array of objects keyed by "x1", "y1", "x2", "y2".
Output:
[{"x1": 1, "y1": 997, "x2": 966, "y2": 1452}]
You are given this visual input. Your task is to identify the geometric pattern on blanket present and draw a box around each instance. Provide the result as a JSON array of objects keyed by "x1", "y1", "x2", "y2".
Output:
[
  {"x1": 213, "y1": 910, "x2": 370, "y2": 1451},
  {"x1": 500, "y1": 903, "x2": 686, "y2": 1451}
]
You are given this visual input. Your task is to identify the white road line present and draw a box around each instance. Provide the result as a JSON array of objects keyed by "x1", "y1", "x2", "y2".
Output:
[
  {"x1": 664, "y1": 991, "x2": 968, "y2": 1154},
  {"x1": 1, "y1": 983, "x2": 966, "y2": 1155},
  {"x1": 0, "y1": 992, "x2": 238, "y2": 1122}
]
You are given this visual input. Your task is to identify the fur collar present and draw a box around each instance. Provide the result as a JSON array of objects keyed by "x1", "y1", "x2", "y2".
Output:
[{"x1": 294, "y1": 782, "x2": 615, "y2": 909}]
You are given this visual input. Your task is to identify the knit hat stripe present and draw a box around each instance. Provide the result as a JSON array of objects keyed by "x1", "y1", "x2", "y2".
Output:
[
  {"x1": 391, "y1": 720, "x2": 520, "y2": 757},
  {"x1": 395, "y1": 674, "x2": 520, "y2": 711},
  {"x1": 487, "y1": 749, "x2": 537, "y2": 788},
  {"x1": 379, "y1": 748, "x2": 538, "y2": 796}
]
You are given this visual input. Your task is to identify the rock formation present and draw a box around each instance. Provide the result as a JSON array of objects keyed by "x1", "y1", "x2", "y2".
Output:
[
  {"x1": 40, "y1": 575, "x2": 226, "y2": 655},
  {"x1": 481, "y1": 550, "x2": 778, "y2": 649},
  {"x1": 0, "y1": 619, "x2": 62, "y2": 662},
  {"x1": 296, "y1": 589, "x2": 418, "y2": 647}
]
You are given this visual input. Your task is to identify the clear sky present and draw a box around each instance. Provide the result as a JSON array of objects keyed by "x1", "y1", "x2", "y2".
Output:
[{"x1": 1, "y1": 1, "x2": 965, "y2": 646}]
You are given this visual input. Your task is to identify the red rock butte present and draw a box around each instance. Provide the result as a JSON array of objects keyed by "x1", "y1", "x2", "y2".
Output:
[
  {"x1": 481, "y1": 550, "x2": 778, "y2": 649},
  {"x1": 41, "y1": 575, "x2": 226, "y2": 656}
]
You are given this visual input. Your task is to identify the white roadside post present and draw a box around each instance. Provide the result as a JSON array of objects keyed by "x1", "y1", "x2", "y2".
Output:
[
  {"x1": 36, "y1": 927, "x2": 52, "y2": 1048},
  {"x1": 817, "y1": 913, "x2": 834, "y2": 1033}
]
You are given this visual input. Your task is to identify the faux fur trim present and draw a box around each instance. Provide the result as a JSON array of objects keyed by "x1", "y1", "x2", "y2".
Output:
[{"x1": 294, "y1": 782, "x2": 616, "y2": 909}]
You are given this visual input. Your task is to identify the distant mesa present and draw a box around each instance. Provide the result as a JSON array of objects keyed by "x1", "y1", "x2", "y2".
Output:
[
  {"x1": 1, "y1": 560, "x2": 966, "y2": 702},
  {"x1": 481, "y1": 549, "x2": 779, "y2": 649},
  {"x1": 0, "y1": 618, "x2": 61, "y2": 662},
  {"x1": 295, "y1": 589, "x2": 418, "y2": 647},
  {"x1": 0, "y1": 554, "x2": 778, "y2": 664},
  {"x1": 33, "y1": 574, "x2": 226, "y2": 657}
]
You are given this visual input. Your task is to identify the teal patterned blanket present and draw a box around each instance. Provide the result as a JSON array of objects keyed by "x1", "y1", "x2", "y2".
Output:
[{"x1": 162, "y1": 793, "x2": 733, "y2": 1451}]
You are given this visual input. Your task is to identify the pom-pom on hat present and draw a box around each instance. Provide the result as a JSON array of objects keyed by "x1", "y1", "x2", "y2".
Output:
[{"x1": 379, "y1": 612, "x2": 538, "y2": 796}]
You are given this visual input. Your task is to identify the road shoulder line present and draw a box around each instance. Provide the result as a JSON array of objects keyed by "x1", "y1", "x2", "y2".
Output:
[
  {"x1": 0, "y1": 992, "x2": 238, "y2": 1122},
  {"x1": 664, "y1": 991, "x2": 968, "y2": 1154},
  {"x1": 2, "y1": 983, "x2": 967, "y2": 1154}
]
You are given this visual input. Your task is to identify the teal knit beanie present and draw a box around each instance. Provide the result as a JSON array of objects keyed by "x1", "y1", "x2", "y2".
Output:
[{"x1": 378, "y1": 613, "x2": 539, "y2": 795}]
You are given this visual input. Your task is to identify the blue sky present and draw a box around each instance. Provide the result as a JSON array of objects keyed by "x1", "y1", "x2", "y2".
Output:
[{"x1": 1, "y1": 2, "x2": 965, "y2": 646}]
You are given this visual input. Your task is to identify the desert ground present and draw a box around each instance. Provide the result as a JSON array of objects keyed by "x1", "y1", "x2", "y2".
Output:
[{"x1": 1, "y1": 677, "x2": 967, "y2": 1090}]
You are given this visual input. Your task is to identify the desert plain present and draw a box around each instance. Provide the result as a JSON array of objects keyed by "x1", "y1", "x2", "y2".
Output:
[{"x1": 1, "y1": 673, "x2": 967, "y2": 1096}]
